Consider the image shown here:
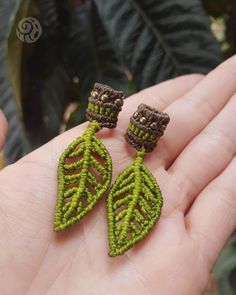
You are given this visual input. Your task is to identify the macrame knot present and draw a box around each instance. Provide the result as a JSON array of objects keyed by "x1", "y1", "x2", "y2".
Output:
[
  {"x1": 125, "y1": 104, "x2": 170, "y2": 152},
  {"x1": 86, "y1": 83, "x2": 125, "y2": 128}
]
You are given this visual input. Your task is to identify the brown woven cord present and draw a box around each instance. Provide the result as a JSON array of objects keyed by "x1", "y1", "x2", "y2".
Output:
[
  {"x1": 86, "y1": 83, "x2": 124, "y2": 128},
  {"x1": 125, "y1": 104, "x2": 170, "y2": 152}
]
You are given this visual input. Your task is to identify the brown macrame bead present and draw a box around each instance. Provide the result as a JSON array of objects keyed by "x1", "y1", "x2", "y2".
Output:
[
  {"x1": 125, "y1": 104, "x2": 170, "y2": 152},
  {"x1": 86, "y1": 83, "x2": 125, "y2": 128}
]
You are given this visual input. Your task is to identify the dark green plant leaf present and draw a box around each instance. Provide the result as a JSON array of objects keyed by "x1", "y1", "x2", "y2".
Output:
[
  {"x1": 65, "y1": 0, "x2": 130, "y2": 127},
  {"x1": 54, "y1": 120, "x2": 112, "y2": 231},
  {"x1": 22, "y1": 0, "x2": 72, "y2": 147},
  {"x1": 93, "y1": 0, "x2": 223, "y2": 89},
  {"x1": 0, "y1": 0, "x2": 31, "y2": 163},
  {"x1": 38, "y1": 0, "x2": 71, "y2": 39},
  {"x1": 23, "y1": 0, "x2": 130, "y2": 144},
  {"x1": 107, "y1": 151, "x2": 162, "y2": 256},
  {"x1": 40, "y1": 63, "x2": 72, "y2": 142}
]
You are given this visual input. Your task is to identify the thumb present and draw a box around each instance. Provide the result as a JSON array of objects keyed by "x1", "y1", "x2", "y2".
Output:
[{"x1": 0, "y1": 110, "x2": 8, "y2": 150}]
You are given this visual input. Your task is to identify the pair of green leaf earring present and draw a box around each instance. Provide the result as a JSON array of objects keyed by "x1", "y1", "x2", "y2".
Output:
[{"x1": 54, "y1": 83, "x2": 170, "y2": 257}]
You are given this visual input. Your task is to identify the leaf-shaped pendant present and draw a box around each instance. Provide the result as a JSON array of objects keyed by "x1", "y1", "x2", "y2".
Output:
[
  {"x1": 54, "y1": 83, "x2": 125, "y2": 231},
  {"x1": 54, "y1": 120, "x2": 112, "y2": 231},
  {"x1": 107, "y1": 148, "x2": 162, "y2": 256},
  {"x1": 107, "y1": 104, "x2": 170, "y2": 256}
]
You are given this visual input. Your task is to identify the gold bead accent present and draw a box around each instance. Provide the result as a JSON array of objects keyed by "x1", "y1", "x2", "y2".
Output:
[
  {"x1": 101, "y1": 94, "x2": 109, "y2": 102},
  {"x1": 133, "y1": 111, "x2": 139, "y2": 119},
  {"x1": 139, "y1": 116, "x2": 147, "y2": 124},
  {"x1": 114, "y1": 98, "x2": 124, "y2": 107},
  {"x1": 91, "y1": 91, "x2": 98, "y2": 98},
  {"x1": 150, "y1": 122, "x2": 157, "y2": 129}
]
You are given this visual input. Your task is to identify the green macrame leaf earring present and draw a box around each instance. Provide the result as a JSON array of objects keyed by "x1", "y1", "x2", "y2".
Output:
[
  {"x1": 107, "y1": 104, "x2": 170, "y2": 256},
  {"x1": 54, "y1": 83, "x2": 124, "y2": 231}
]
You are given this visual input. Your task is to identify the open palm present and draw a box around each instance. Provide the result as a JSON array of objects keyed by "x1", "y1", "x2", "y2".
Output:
[{"x1": 1, "y1": 56, "x2": 236, "y2": 295}]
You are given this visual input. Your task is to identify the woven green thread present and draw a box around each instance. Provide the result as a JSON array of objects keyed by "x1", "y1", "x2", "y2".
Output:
[
  {"x1": 88, "y1": 102, "x2": 115, "y2": 117},
  {"x1": 128, "y1": 123, "x2": 155, "y2": 141},
  {"x1": 107, "y1": 147, "x2": 163, "y2": 257},
  {"x1": 54, "y1": 120, "x2": 112, "y2": 231}
]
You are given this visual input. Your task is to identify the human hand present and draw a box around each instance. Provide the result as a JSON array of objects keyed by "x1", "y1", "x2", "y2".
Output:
[{"x1": 1, "y1": 56, "x2": 236, "y2": 295}]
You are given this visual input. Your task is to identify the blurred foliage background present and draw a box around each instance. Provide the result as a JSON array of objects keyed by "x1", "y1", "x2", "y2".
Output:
[{"x1": 0, "y1": 0, "x2": 235, "y2": 294}]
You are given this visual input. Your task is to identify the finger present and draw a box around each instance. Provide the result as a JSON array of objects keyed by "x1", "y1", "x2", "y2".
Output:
[
  {"x1": 168, "y1": 94, "x2": 236, "y2": 213},
  {"x1": 0, "y1": 110, "x2": 8, "y2": 150},
  {"x1": 117, "y1": 74, "x2": 203, "y2": 131},
  {"x1": 156, "y1": 55, "x2": 236, "y2": 168},
  {"x1": 185, "y1": 156, "x2": 236, "y2": 271}
]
